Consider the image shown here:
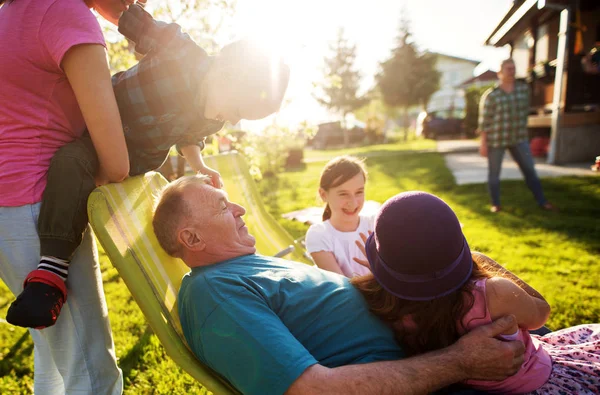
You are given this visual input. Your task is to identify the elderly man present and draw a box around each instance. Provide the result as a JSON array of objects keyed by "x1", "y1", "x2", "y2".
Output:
[{"x1": 152, "y1": 175, "x2": 525, "y2": 395}]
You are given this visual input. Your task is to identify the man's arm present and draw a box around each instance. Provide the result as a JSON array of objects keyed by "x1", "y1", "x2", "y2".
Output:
[
  {"x1": 286, "y1": 316, "x2": 525, "y2": 395},
  {"x1": 478, "y1": 88, "x2": 494, "y2": 135}
]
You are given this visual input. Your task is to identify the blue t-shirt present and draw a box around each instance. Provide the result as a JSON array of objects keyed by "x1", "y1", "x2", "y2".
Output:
[{"x1": 178, "y1": 254, "x2": 404, "y2": 395}]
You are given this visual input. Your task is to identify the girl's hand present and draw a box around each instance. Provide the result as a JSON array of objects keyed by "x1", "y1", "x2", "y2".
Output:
[
  {"x1": 198, "y1": 166, "x2": 224, "y2": 189},
  {"x1": 353, "y1": 231, "x2": 373, "y2": 268}
]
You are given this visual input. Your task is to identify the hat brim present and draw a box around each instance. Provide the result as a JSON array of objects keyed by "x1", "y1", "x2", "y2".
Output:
[{"x1": 366, "y1": 233, "x2": 473, "y2": 301}]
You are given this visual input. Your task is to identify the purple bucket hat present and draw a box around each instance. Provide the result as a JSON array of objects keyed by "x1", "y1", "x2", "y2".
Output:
[{"x1": 365, "y1": 191, "x2": 473, "y2": 301}]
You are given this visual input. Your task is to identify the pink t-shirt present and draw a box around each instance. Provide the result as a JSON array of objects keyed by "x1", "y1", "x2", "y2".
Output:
[
  {"x1": 460, "y1": 278, "x2": 552, "y2": 393},
  {"x1": 0, "y1": 0, "x2": 106, "y2": 206}
]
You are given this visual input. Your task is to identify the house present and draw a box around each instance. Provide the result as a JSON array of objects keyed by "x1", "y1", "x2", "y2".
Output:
[
  {"x1": 458, "y1": 70, "x2": 498, "y2": 90},
  {"x1": 485, "y1": 0, "x2": 600, "y2": 164},
  {"x1": 427, "y1": 53, "x2": 480, "y2": 115}
]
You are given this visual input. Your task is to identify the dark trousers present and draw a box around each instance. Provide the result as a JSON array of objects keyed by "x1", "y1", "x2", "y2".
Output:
[
  {"x1": 38, "y1": 135, "x2": 160, "y2": 260},
  {"x1": 487, "y1": 141, "x2": 547, "y2": 207}
]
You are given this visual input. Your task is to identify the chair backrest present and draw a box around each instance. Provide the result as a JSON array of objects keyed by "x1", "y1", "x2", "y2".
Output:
[{"x1": 88, "y1": 152, "x2": 311, "y2": 394}]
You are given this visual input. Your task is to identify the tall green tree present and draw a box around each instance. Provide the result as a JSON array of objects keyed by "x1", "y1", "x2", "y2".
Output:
[
  {"x1": 313, "y1": 27, "x2": 369, "y2": 146},
  {"x1": 377, "y1": 12, "x2": 440, "y2": 140}
]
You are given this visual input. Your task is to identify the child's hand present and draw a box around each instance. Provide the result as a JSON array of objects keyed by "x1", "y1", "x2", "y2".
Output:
[
  {"x1": 353, "y1": 231, "x2": 373, "y2": 268},
  {"x1": 198, "y1": 166, "x2": 223, "y2": 189}
]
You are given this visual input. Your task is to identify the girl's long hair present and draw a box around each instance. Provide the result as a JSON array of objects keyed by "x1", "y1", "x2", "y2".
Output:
[
  {"x1": 319, "y1": 156, "x2": 367, "y2": 221},
  {"x1": 352, "y1": 256, "x2": 494, "y2": 355}
]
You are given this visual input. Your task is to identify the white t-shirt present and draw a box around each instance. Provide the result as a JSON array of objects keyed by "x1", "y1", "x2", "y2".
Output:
[{"x1": 305, "y1": 215, "x2": 374, "y2": 278}]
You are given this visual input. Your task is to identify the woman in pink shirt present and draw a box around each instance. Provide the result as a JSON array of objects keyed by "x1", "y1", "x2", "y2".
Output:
[
  {"x1": 353, "y1": 192, "x2": 600, "y2": 394},
  {"x1": 0, "y1": 0, "x2": 130, "y2": 392}
]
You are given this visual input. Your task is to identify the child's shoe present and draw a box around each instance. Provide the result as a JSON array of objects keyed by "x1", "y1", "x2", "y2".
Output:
[{"x1": 6, "y1": 270, "x2": 67, "y2": 329}]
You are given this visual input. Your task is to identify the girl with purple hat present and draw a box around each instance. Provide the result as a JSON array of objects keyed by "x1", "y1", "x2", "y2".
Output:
[
  {"x1": 305, "y1": 156, "x2": 373, "y2": 278},
  {"x1": 353, "y1": 191, "x2": 600, "y2": 394}
]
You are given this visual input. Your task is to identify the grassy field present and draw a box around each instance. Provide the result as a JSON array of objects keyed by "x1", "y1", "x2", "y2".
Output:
[{"x1": 1, "y1": 143, "x2": 598, "y2": 394}]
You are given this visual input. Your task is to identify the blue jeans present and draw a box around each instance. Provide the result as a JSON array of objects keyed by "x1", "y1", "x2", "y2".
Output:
[
  {"x1": 487, "y1": 141, "x2": 547, "y2": 207},
  {"x1": 0, "y1": 203, "x2": 123, "y2": 395}
]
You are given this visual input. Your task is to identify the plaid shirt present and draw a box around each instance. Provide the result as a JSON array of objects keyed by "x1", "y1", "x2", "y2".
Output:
[
  {"x1": 113, "y1": 4, "x2": 224, "y2": 175},
  {"x1": 478, "y1": 81, "x2": 530, "y2": 148}
]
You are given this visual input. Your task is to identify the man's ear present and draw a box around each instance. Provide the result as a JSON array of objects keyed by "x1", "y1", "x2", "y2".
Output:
[{"x1": 178, "y1": 228, "x2": 206, "y2": 252}]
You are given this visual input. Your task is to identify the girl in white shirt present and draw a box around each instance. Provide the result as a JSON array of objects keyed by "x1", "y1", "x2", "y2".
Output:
[{"x1": 305, "y1": 156, "x2": 373, "y2": 277}]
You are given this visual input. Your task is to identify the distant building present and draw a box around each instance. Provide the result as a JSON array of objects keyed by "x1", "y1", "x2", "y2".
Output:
[
  {"x1": 459, "y1": 70, "x2": 498, "y2": 90},
  {"x1": 485, "y1": 0, "x2": 600, "y2": 164},
  {"x1": 427, "y1": 53, "x2": 480, "y2": 114}
]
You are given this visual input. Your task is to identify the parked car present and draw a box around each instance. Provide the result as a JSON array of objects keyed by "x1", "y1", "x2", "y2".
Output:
[
  {"x1": 416, "y1": 109, "x2": 465, "y2": 140},
  {"x1": 308, "y1": 121, "x2": 366, "y2": 149}
]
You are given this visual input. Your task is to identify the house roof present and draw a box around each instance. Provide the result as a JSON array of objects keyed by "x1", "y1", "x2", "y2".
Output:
[
  {"x1": 458, "y1": 70, "x2": 498, "y2": 87},
  {"x1": 485, "y1": 0, "x2": 566, "y2": 47},
  {"x1": 429, "y1": 52, "x2": 480, "y2": 65},
  {"x1": 485, "y1": 1, "x2": 522, "y2": 46}
]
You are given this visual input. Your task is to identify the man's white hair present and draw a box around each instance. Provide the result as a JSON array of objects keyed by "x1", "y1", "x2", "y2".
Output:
[{"x1": 152, "y1": 174, "x2": 212, "y2": 257}]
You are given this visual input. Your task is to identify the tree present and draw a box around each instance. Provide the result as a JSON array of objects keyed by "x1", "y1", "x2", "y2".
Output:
[
  {"x1": 313, "y1": 27, "x2": 369, "y2": 146},
  {"x1": 464, "y1": 83, "x2": 495, "y2": 137},
  {"x1": 354, "y1": 91, "x2": 401, "y2": 144},
  {"x1": 377, "y1": 12, "x2": 440, "y2": 140}
]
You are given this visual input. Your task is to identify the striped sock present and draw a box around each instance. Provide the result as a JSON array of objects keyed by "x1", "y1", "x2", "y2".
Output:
[{"x1": 38, "y1": 256, "x2": 70, "y2": 282}]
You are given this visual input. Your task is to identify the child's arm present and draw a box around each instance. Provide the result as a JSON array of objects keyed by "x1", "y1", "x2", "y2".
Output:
[
  {"x1": 179, "y1": 144, "x2": 223, "y2": 188},
  {"x1": 485, "y1": 277, "x2": 551, "y2": 332},
  {"x1": 473, "y1": 252, "x2": 546, "y2": 302},
  {"x1": 310, "y1": 252, "x2": 345, "y2": 275}
]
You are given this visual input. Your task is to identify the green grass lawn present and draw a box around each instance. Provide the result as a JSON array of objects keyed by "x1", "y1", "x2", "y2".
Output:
[
  {"x1": 0, "y1": 143, "x2": 598, "y2": 394},
  {"x1": 263, "y1": 151, "x2": 600, "y2": 332}
]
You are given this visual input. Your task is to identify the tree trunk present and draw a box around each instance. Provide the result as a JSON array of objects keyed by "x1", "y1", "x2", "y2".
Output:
[
  {"x1": 403, "y1": 107, "x2": 409, "y2": 142},
  {"x1": 342, "y1": 112, "x2": 350, "y2": 147}
]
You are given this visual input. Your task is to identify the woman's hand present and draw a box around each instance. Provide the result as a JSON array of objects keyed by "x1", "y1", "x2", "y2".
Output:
[{"x1": 353, "y1": 231, "x2": 372, "y2": 268}]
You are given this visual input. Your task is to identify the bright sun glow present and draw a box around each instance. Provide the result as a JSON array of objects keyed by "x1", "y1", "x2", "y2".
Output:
[{"x1": 229, "y1": 0, "x2": 512, "y2": 130}]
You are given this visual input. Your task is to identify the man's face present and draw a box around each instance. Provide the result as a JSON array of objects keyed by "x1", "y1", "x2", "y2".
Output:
[
  {"x1": 499, "y1": 62, "x2": 516, "y2": 84},
  {"x1": 183, "y1": 183, "x2": 256, "y2": 256}
]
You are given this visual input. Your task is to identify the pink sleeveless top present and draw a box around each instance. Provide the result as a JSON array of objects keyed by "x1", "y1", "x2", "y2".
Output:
[{"x1": 459, "y1": 278, "x2": 552, "y2": 393}]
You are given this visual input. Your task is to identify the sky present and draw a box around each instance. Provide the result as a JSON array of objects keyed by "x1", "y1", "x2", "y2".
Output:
[{"x1": 226, "y1": 0, "x2": 514, "y2": 129}]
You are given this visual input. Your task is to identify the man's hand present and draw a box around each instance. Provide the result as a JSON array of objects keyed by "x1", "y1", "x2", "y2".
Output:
[
  {"x1": 454, "y1": 315, "x2": 525, "y2": 381},
  {"x1": 198, "y1": 166, "x2": 223, "y2": 189},
  {"x1": 478, "y1": 130, "x2": 488, "y2": 157}
]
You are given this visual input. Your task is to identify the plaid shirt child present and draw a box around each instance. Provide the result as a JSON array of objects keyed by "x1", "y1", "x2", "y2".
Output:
[
  {"x1": 113, "y1": 4, "x2": 224, "y2": 175},
  {"x1": 478, "y1": 81, "x2": 530, "y2": 148}
]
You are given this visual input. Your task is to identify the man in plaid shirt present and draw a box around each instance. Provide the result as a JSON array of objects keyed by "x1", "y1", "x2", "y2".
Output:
[
  {"x1": 7, "y1": 3, "x2": 290, "y2": 329},
  {"x1": 478, "y1": 58, "x2": 554, "y2": 213}
]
